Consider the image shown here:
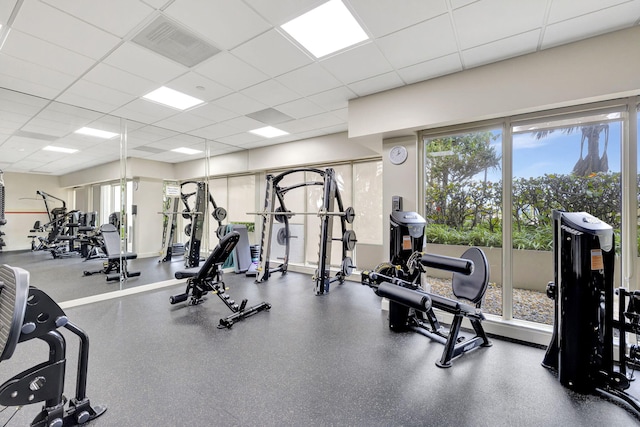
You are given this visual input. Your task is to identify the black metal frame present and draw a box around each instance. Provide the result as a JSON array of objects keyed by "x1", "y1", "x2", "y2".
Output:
[
  {"x1": 0, "y1": 265, "x2": 106, "y2": 426},
  {"x1": 170, "y1": 231, "x2": 271, "y2": 328},
  {"x1": 180, "y1": 181, "x2": 226, "y2": 268},
  {"x1": 254, "y1": 168, "x2": 355, "y2": 295}
]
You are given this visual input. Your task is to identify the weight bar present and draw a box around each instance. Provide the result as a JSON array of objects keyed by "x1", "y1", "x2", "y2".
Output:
[{"x1": 248, "y1": 206, "x2": 356, "y2": 222}]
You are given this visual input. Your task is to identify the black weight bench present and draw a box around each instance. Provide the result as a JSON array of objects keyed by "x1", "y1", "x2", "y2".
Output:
[
  {"x1": 170, "y1": 231, "x2": 271, "y2": 328},
  {"x1": 83, "y1": 223, "x2": 140, "y2": 281},
  {"x1": 0, "y1": 264, "x2": 106, "y2": 426},
  {"x1": 363, "y1": 247, "x2": 492, "y2": 368}
]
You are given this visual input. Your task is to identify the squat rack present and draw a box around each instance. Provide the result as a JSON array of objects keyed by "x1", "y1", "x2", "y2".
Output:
[{"x1": 251, "y1": 168, "x2": 356, "y2": 295}]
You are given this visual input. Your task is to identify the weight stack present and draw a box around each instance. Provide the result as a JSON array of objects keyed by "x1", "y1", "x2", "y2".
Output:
[{"x1": 543, "y1": 210, "x2": 615, "y2": 393}]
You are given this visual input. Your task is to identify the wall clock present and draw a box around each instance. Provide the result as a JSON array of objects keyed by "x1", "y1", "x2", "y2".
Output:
[{"x1": 389, "y1": 145, "x2": 408, "y2": 165}]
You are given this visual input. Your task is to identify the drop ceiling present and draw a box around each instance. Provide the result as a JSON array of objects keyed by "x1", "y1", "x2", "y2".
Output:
[{"x1": 0, "y1": 0, "x2": 639, "y2": 175}]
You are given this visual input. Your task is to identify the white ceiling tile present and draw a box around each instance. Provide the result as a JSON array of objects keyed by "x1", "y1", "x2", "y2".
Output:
[
  {"x1": 241, "y1": 79, "x2": 301, "y2": 106},
  {"x1": 111, "y1": 98, "x2": 181, "y2": 123},
  {"x1": 12, "y1": 0, "x2": 121, "y2": 59},
  {"x1": 214, "y1": 92, "x2": 268, "y2": 115},
  {"x1": 376, "y1": 15, "x2": 458, "y2": 69},
  {"x1": 152, "y1": 113, "x2": 216, "y2": 134},
  {"x1": 275, "y1": 63, "x2": 342, "y2": 96},
  {"x1": 547, "y1": 0, "x2": 634, "y2": 23},
  {"x1": 57, "y1": 79, "x2": 138, "y2": 113},
  {"x1": 320, "y1": 43, "x2": 393, "y2": 84},
  {"x1": 83, "y1": 63, "x2": 158, "y2": 97},
  {"x1": 274, "y1": 98, "x2": 325, "y2": 119},
  {"x1": 278, "y1": 112, "x2": 343, "y2": 133},
  {"x1": 2, "y1": 29, "x2": 95, "y2": 77},
  {"x1": 307, "y1": 87, "x2": 357, "y2": 111},
  {"x1": 166, "y1": 71, "x2": 233, "y2": 102},
  {"x1": 189, "y1": 103, "x2": 239, "y2": 123},
  {"x1": 216, "y1": 132, "x2": 262, "y2": 146},
  {"x1": 243, "y1": 0, "x2": 322, "y2": 25},
  {"x1": 542, "y1": 2, "x2": 640, "y2": 49},
  {"x1": 0, "y1": 0, "x2": 16, "y2": 24},
  {"x1": 348, "y1": 71, "x2": 404, "y2": 97},
  {"x1": 453, "y1": 0, "x2": 547, "y2": 50},
  {"x1": 397, "y1": 53, "x2": 463, "y2": 84},
  {"x1": 103, "y1": 42, "x2": 187, "y2": 84},
  {"x1": 349, "y1": 0, "x2": 448, "y2": 37},
  {"x1": 195, "y1": 52, "x2": 269, "y2": 91},
  {"x1": 232, "y1": 29, "x2": 313, "y2": 78},
  {"x1": 221, "y1": 116, "x2": 265, "y2": 132},
  {"x1": 164, "y1": 0, "x2": 271, "y2": 50},
  {"x1": 189, "y1": 122, "x2": 240, "y2": 140},
  {"x1": 450, "y1": 0, "x2": 476, "y2": 8},
  {"x1": 462, "y1": 30, "x2": 540, "y2": 68},
  {"x1": 41, "y1": 0, "x2": 155, "y2": 37},
  {"x1": 0, "y1": 55, "x2": 76, "y2": 99}
]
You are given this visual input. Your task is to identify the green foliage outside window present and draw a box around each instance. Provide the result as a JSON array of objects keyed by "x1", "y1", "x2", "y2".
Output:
[{"x1": 425, "y1": 131, "x2": 629, "y2": 252}]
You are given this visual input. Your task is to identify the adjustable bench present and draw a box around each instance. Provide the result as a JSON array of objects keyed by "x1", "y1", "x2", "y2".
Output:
[
  {"x1": 170, "y1": 231, "x2": 271, "y2": 328},
  {"x1": 83, "y1": 223, "x2": 140, "y2": 281},
  {"x1": 363, "y1": 247, "x2": 492, "y2": 368}
]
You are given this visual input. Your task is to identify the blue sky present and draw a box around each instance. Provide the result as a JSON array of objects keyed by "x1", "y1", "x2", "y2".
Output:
[{"x1": 478, "y1": 123, "x2": 623, "y2": 182}]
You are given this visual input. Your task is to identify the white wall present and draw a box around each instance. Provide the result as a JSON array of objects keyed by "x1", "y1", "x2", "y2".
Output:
[{"x1": 349, "y1": 26, "x2": 640, "y2": 138}]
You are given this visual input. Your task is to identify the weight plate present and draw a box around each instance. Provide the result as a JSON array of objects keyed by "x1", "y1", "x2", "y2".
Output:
[
  {"x1": 213, "y1": 207, "x2": 227, "y2": 222},
  {"x1": 342, "y1": 230, "x2": 357, "y2": 251},
  {"x1": 344, "y1": 207, "x2": 355, "y2": 224},
  {"x1": 341, "y1": 256, "x2": 355, "y2": 277},
  {"x1": 184, "y1": 224, "x2": 191, "y2": 236},
  {"x1": 276, "y1": 227, "x2": 289, "y2": 246},
  {"x1": 181, "y1": 209, "x2": 191, "y2": 219}
]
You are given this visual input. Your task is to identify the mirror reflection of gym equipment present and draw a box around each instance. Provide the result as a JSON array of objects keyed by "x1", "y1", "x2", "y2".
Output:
[
  {"x1": 159, "y1": 181, "x2": 227, "y2": 269},
  {"x1": 251, "y1": 168, "x2": 356, "y2": 295},
  {"x1": 26, "y1": 191, "x2": 98, "y2": 259}
]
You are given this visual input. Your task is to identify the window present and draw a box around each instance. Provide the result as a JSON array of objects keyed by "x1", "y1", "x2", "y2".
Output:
[{"x1": 423, "y1": 128, "x2": 502, "y2": 318}]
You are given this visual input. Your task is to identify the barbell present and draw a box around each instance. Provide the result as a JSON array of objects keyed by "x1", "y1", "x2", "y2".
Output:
[
  {"x1": 157, "y1": 206, "x2": 227, "y2": 222},
  {"x1": 248, "y1": 206, "x2": 355, "y2": 224}
]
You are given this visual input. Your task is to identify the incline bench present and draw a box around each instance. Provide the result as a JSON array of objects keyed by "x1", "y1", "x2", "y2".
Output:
[
  {"x1": 83, "y1": 223, "x2": 140, "y2": 282},
  {"x1": 170, "y1": 231, "x2": 271, "y2": 328}
]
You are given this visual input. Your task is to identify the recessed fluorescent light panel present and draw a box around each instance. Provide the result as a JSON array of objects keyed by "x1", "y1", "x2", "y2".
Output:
[
  {"x1": 43, "y1": 146, "x2": 78, "y2": 154},
  {"x1": 281, "y1": 0, "x2": 369, "y2": 58},
  {"x1": 171, "y1": 147, "x2": 202, "y2": 155},
  {"x1": 74, "y1": 127, "x2": 119, "y2": 139},
  {"x1": 142, "y1": 86, "x2": 205, "y2": 110},
  {"x1": 249, "y1": 126, "x2": 289, "y2": 138}
]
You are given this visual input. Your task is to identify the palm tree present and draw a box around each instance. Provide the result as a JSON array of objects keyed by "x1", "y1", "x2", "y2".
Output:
[{"x1": 535, "y1": 124, "x2": 609, "y2": 176}]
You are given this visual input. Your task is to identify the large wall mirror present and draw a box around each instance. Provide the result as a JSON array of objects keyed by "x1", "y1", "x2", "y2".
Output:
[{"x1": 0, "y1": 87, "x2": 230, "y2": 303}]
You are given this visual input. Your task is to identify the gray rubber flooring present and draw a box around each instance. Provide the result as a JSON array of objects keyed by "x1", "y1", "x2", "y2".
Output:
[{"x1": 0, "y1": 251, "x2": 639, "y2": 426}]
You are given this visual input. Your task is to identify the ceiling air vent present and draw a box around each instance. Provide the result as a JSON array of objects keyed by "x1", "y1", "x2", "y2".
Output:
[{"x1": 132, "y1": 15, "x2": 220, "y2": 67}]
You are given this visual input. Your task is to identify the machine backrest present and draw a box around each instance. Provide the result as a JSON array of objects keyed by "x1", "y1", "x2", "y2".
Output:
[
  {"x1": 100, "y1": 223, "x2": 120, "y2": 257},
  {"x1": 0, "y1": 265, "x2": 29, "y2": 361},
  {"x1": 195, "y1": 231, "x2": 240, "y2": 281},
  {"x1": 451, "y1": 247, "x2": 489, "y2": 306}
]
